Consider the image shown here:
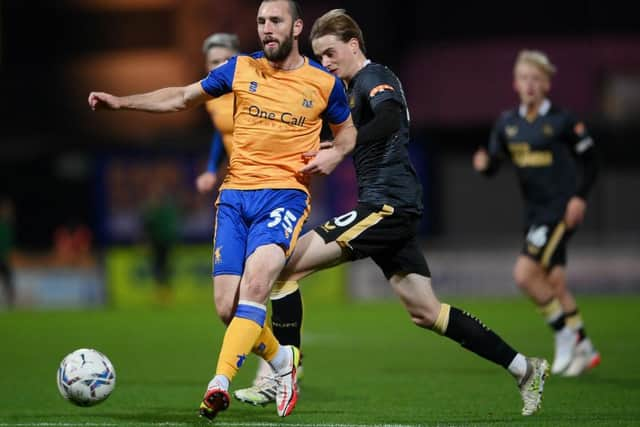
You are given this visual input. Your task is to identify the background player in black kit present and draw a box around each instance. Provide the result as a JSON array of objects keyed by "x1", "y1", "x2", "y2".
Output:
[
  {"x1": 234, "y1": 9, "x2": 550, "y2": 417},
  {"x1": 473, "y1": 50, "x2": 600, "y2": 377}
]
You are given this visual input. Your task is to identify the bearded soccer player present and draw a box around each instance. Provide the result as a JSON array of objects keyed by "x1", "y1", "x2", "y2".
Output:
[
  {"x1": 473, "y1": 50, "x2": 600, "y2": 377},
  {"x1": 234, "y1": 9, "x2": 550, "y2": 417},
  {"x1": 197, "y1": 30, "x2": 309, "y2": 395},
  {"x1": 88, "y1": 0, "x2": 356, "y2": 419}
]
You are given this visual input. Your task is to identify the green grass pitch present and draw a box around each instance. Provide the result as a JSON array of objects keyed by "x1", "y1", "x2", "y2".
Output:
[{"x1": 1, "y1": 296, "x2": 638, "y2": 426}]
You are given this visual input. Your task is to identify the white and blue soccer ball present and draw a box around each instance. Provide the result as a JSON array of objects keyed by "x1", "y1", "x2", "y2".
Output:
[{"x1": 57, "y1": 348, "x2": 116, "y2": 406}]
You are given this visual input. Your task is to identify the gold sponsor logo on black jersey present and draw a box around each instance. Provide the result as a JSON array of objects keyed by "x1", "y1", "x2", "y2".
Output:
[{"x1": 508, "y1": 142, "x2": 553, "y2": 167}]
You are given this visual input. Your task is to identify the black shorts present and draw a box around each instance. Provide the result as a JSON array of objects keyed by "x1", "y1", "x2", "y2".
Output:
[
  {"x1": 313, "y1": 203, "x2": 430, "y2": 279},
  {"x1": 521, "y1": 221, "x2": 574, "y2": 270}
]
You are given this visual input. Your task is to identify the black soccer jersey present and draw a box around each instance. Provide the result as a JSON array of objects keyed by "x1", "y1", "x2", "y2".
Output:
[
  {"x1": 487, "y1": 100, "x2": 596, "y2": 225},
  {"x1": 347, "y1": 62, "x2": 423, "y2": 214}
]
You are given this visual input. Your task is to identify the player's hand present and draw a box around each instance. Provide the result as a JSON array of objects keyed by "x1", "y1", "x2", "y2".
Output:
[
  {"x1": 301, "y1": 140, "x2": 334, "y2": 162},
  {"x1": 473, "y1": 147, "x2": 490, "y2": 172},
  {"x1": 88, "y1": 92, "x2": 122, "y2": 111},
  {"x1": 196, "y1": 172, "x2": 217, "y2": 193},
  {"x1": 564, "y1": 196, "x2": 586, "y2": 229},
  {"x1": 299, "y1": 147, "x2": 342, "y2": 176},
  {"x1": 319, "y1": 140, "x2": 334, "y2": 150}
]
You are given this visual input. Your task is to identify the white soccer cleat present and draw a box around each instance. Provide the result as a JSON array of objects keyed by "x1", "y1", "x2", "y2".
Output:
[
  {"x1": 233, "y1": 374, "x2": 278, "y2": 406},
  {"x1": 254, "y1": 357, "x2": 274, "y2": 385},
  {"x1": 551, "y1": 327, "x2": 578, "y2": 374},
  {"x1": 518, "y1": 357, "x2": 550, "y2": 416},
  {"x1": 274, "y1": 345, "x2": 299, "y2": 417},
  {"x1": 562, "y1": 338, "x2": 601, "y2": 377},
  {"x1": 234, "y1": 355, "x2": 304, "y2": 406}
]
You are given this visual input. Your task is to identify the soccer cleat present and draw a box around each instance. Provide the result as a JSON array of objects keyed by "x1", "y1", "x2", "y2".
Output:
[
  {"x1": 254, "y1": 357, "x2": 274, "y2": 384},
  {"x1": 199, "y1": 387, "x2": 230, "y2": 420},
  {"x1": 518, "y1": 357, "x2": 550, "y2": 416},
  {"x1": 274, "y1": 345, "x2": 300, "y2": 417},
  {"x1": 233, "y1": 375, "x2": 278, "y2": 406},
  {"x1": 562, "y1": 338, "x2": 601, "y2": 377},
  {"x1": 551, "y1": 327, "x2": 578, "y2": 374},
  {"x1": 234, "y1": 355, "x2": 304, "y2": 406}
]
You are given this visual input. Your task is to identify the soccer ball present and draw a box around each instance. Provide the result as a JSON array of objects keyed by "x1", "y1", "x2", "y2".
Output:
[{"x1": 57, "y1": 348, "x2": 116, "y2": 406}]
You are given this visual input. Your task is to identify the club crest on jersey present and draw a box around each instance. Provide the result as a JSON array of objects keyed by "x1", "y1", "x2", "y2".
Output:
[
  {"x1": 505, "y1": 125, "x2": 518, "y2": 138},
  {"x1": 249, "y1": 81, "x2": 258, "y2": 93},
  {"x1": 301, "y1": 89, "x2": 314, "y2": 108},
  {"x1": 543, "y1": 124, "x2": 554, "y2": 137}
]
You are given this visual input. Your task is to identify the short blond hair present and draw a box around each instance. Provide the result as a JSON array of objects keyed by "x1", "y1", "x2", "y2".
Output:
[
  {"x1": 310, "y1": 9, "x2": 366, "y2": 54},
  {"x1": 514, "y1": 50, "x2": 556, "y2": 77}
]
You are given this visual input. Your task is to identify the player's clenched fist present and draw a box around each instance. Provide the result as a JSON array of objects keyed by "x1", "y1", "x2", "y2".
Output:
[{"x1": 88, "y1": 92, "x2": 122, "y2": 111}]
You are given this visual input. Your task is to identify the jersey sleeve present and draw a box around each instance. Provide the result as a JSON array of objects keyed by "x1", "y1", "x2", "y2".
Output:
[
  {"x1": 482, "y1": 113, "x2": 509, "y2": 176},
  {"x1": 564, "y1": 113, "x2": 595, "y2": 155},
  {"x1": 325, "y1": 77, "x2": 351, "y2": 125},
  {"x1": 200, "y1": 56, "x2": 238, "y2": 97},
  {"x1": 206, "y1": 131, "x2": 225, "y2": 173},
  {"x1": 359, "y1": 70, "x2": 404, "y2": 111},
  {"x1": 488, "y1": 114, "x2": 508, "y2": 158},
  {"x1": 563, "y1": 113, "x2": 598, "y2": 198}
]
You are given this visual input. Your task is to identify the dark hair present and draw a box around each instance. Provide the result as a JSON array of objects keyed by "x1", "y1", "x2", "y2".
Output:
[
  {"x1": 310, "y1": 9, "x2": 366, "y2": 54},
  {"x1": 261, "y1": 0, "x2": 302, "y2": 21}
]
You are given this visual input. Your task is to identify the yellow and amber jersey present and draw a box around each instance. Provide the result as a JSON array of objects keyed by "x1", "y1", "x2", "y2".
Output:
[
  {"x1": 200, "y1": 51, "x2": 351, "y2": 195},
  {"x1": 204, "y1": 93, "x2": 234, "y2": 156}
]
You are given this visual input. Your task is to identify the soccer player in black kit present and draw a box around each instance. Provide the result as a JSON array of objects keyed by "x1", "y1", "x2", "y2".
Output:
[
  {"x1": 234, "y1": 9, "x2": 549, "y2": 416},
  {"x1": 473, "y1": 50, "x2": 600, "y2": 377}
]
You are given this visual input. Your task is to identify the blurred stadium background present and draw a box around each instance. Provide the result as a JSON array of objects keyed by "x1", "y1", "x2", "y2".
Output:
[{"x1": 1, "y1": 0, "x2": 637, "y2": 308}]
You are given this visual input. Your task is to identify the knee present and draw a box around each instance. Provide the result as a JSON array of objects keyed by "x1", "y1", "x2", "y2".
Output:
[
  {"x1": 243, "y1": 280, "x2": 270, "y2": 302},
  {"x1": 513, "y1": 265, "x2": 531, "y2": 291}
]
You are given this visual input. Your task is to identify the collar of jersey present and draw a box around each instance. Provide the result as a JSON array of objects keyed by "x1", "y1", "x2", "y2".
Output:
[{"x1": 519, "y1": 98, "x2": 551, "y2": 118}]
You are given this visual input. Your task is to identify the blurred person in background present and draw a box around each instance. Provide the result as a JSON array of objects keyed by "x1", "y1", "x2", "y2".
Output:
[
  {"x1": 196, "y1": 31, "x2": 309, "y2": 395},
  {"x1": 195, "y1": 32, "x2": 239, "y2": 194},
  {"x1": 0, "y1": 197, "x2": 15, "y2": 308},
  {"x1": 142, "y1": 182, "x2": 180, "y2": 305},
  {"x1": 88, "y1": 0, "x2": 356, "y2": 419},
  {"x1": 473, "y1": 50, "x2": 600, "y2": 377},
  {"x1": 235, "y1": 9, "x2": 550, "y2": 417},
  {"x1": 53, "y1": 220, "x2": 93, "y2": 266}
]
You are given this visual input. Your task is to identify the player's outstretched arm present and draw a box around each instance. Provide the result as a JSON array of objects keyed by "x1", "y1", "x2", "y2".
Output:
[
  {"x1": 88, "y1": 82, "x2": 210, "y2": 113},
  {"x1": 299, "y1": 116, "x2": 356, "y2": 176}
]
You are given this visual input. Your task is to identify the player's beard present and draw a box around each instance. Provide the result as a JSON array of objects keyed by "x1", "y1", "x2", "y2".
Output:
[{"x1": 263, "y1": 26, "x2": 294, "y2": 62}]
